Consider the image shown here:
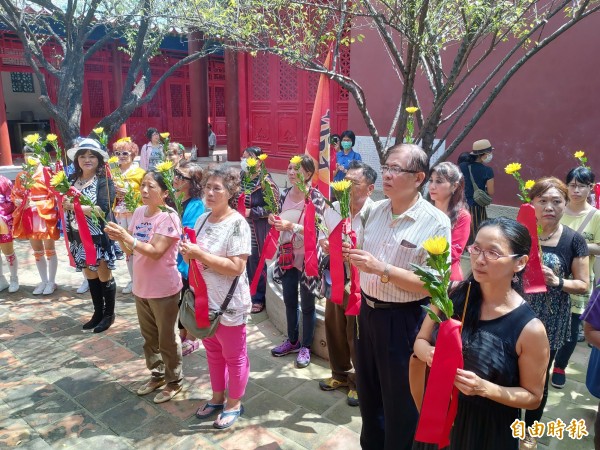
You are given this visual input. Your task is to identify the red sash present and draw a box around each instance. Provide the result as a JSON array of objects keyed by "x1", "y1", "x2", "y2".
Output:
[
  {"x1": 237, "y1": 192, "x2": 246, "y2": 217},
  {"x1": 345, "y1": 227, "x2": 361, "y2": 316},
  {"x1": 414, "y1": 318, "x2": 463, "y2": 448},
  {"x1": 70, "y1": 187, "x2": 98, "y2": 266},
  {"x1": 304, "y1": 199, "x2": 319, "y2": 277},
  {"x1": 184, "y1": 227, "x2": 210, "y2": 328},
  {"x1": 517, "y1": 203, "x2": 547, "y2": 293},
  {"x1": 250, "y1": 220, "x2": 280, "y2": 296}
]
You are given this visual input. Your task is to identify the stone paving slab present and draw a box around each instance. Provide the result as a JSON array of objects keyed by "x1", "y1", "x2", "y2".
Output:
[{"x1": 0, "y1": 238, "x2": 597, "y2": 449}]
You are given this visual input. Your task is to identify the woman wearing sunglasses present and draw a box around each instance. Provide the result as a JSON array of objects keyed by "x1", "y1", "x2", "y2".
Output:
[
  {"x1": 173, "y1": 160, "x2": 205, "y2": 356},
  {"x1": 112, "y1": 139, "x2": 145, "y2": 294}
]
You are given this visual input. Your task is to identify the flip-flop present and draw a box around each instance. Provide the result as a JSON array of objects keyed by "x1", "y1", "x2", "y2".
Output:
[
  {"x1": 196, "y1": 402, "x2": 224, "y2": 419},
  {"x1": 251, "y1": 303, "x2": 265, "y2": 314},
  {"x1": 213, "y1": 405, "x2": 244, "y2": 429},
  {"x1": 182, "y1": 339, "x2": 200, "y2": 356}
]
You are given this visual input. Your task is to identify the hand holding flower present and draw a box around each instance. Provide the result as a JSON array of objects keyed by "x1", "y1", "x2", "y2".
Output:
[
  {"x1": 454, "y1": 369, "x2": 487, "y2": 397},
  {"x1": 347, "y1": 248, "x2": 384, "y2": 274}
]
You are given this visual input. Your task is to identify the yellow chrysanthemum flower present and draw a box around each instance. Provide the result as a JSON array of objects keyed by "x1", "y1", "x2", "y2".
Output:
[
  {"x1": 24, "y1": 133, "x2": 40, "y2": 145},
  {"x1": 46, "y1": 134, "x2": 58, "y2": 142},
  {"x1": 331, "y1": 180, "x2": 352, "y2": 192},
  {"x1": 422, "y1": 236, "x2": 448, "y2": 255},
  {"x1": 405, "y1": 107, "x2": 419, "y2": 114},
  {"x1": 26, "y1": 156, "x2": 39, "y2": 166},
  {"x1": 155, "y1": 160, "x2": 174, "y2": 173},
  {"x1": 504, "y1": 163, "x2": 522, "y2": 175},
  {"x1": 246, "y1": 157, "x2": 258, "y2": 168},
  {"x1": 93, "y1": 127, "x2": 104, "y2": 135},
  {"x1": 160, "y1": 132, "x2": 170, "y2": 139},
  {"x1": 258, "y1": 154, "x2": 268, "y2": 161},
  {"x1": 290, "y1": 155, "x2": 303, "y2": 165},
  {"x1": 524, "y1": 180, "x2": 535, "y2": 190},
  {"x1": 108, "y1": 156, "x2": 119, "y2": 164},
  {"x1": 50, "y1": 171, "x2": 67, "y2": 187},
  {"x1": 574, "y1": 150, "x2": 585, "y2": 159},
  {"x1": 117, "y1": 137, "x2": 131, "y2": 143}
]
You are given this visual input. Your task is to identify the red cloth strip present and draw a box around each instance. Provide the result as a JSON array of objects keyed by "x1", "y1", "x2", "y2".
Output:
[
  {"x1": 20, "y1": 192, "x2": 34, "y2": 235},
  {"x1": 595, "y1": 183, "x2": 600, "y2": 209},
  {"x1": 70, "y1": 188, "x2": 98, "y2": 266},
  {"x1": 237, "y1": 192, "x2": 246, "y2": 217},
  {"x1": 183, "y1": 227, "x2": 210, "y2": 328},
  {"x1": 414, "y1": 318, "x2": 463, "y2": 447},
  {"x1": 328, "y1": 219, "x2": 345, "y2": 305},
  {"x1": 304, "y1": 199, "x2": 319, "y2": 277},
  {"x1": 250, "y1": 221, "x2": 280, "y2": 296},
  {"x1": 345, "y1": 228, "x2": 361, "y2": 316},
  {"x1": 517, "y1": 203, "x2": 547, "y2": 294},
  {"x1": 43, "y1": 167, "x2": 75, "y2": 266}
]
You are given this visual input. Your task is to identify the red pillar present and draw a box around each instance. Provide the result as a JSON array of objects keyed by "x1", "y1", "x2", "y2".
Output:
[
  {"x1": 188, "y1": 32, "x2": 209, "y2": 157},
  {"x1": 111, "y1": 42, "x2": 127, "y2": 139},
  {"x1": 225, "y1": 48, "x2": 240, "y2": 162},
  {"x1": 0, "y1": 72, "x2": 12, "y2": 166},
  {"x1": 237, "y1": 53, "x2": 249, "y2": 153}
]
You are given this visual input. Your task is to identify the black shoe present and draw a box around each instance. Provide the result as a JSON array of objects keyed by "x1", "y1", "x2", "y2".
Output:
[
  {"x1": 93, "y1": 315, "x2": 115, "y2": 333},
  {"x1": 82, "y1": 312, "x2": 104, "y2": 330}
]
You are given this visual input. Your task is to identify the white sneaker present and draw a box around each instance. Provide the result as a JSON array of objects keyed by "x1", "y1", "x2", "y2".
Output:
[
  {"x1": 43, "y1": 282, "x2": 57, "y2": 295},
  {"x1": 77, "y1": 279, "x2": 89, "y2": 294},
  {"x1": 8, "y1": 276, "x2": 19, "y2": 293},
  {"x1": 122, "y1": 281, "x2": 133, "y2": 294},
  {"x1": 0, "y1": 275, "x2": 8, "y2": 292},
  {"x1": 33, "y1": 282, "x2": 47, "y2": 295}
]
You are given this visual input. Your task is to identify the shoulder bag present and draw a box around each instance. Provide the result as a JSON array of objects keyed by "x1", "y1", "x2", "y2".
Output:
[
  {"x1": 468, "y1": 165, "x2": 492, "y2": 207},
  {"x1": 178, "y1": 213, "x2": 241, "y2": 339}
]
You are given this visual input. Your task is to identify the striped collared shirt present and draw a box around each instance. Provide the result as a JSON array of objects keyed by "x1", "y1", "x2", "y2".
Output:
[{"x1": 360, "y1": 195, "x2": 451, "y2": 303}]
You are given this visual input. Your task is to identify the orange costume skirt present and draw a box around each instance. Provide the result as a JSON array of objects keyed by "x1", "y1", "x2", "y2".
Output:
[{"x1": 12, "y1": 170, "x2": 60, "y2": 241}]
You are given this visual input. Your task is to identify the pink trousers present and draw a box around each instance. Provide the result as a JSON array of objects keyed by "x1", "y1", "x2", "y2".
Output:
[{"x1": 202, "y1": 323, "x2": 250, "y2": 399}]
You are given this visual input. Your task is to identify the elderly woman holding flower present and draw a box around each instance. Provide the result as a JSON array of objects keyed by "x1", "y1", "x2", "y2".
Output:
[
  {"x1": 240, "y1": 146, "x2": 280, "y2": 314},
  {"x1": 105, "y1": 169, "x2": 184, "y2": 404},
  {"x1": 12, "y1": 142, "x2": 60, "y2": 295},
  {"x1": 269, "y1": 154, "x2": 325, "y2": 369},
  {"x1": 112, "y1": 137, "x2": 145, "y2": 294}
]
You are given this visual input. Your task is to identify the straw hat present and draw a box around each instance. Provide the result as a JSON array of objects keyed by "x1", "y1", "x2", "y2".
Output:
[
  {"x1": 67, "y1": 138, "x2": 109, "y2": 162},
  {"x1": 470, "y1": 139, "x2": 494, "y2": 155}
]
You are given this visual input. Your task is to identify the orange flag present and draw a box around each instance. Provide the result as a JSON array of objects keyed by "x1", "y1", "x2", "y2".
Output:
[{"x1": 305, "y1": 50, "x2": 332, "y2": 200}]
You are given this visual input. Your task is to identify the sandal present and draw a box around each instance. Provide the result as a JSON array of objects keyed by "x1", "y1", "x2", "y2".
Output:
[
  {"x1": 196, "y1": 402, "x2": 224, "y2": 419},
  {"x1": 213, "y1": 405, "x2": 244, "y2": 429},
  {"x1": 153, "y1": 385, "x2": 182, "y2": 404},
  {"x1": 182, "y1": 339, "x2": 200, "y2": 356},
  {"x1": 251, "y1": 303, "x2": 265, "y2": 314}
]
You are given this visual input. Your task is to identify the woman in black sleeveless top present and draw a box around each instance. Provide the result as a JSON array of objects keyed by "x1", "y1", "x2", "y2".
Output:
[{"x1": 413, "y1": 218, "x2": 550, "y2": 450}]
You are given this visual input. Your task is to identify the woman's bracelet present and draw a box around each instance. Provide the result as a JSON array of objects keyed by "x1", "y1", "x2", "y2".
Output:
[
  {"x1": 132, "y1": 238, "x2": 138, "y2": 250},
  {"x1": 557, "y1": 277, "x2": 564, "y2": 291}
]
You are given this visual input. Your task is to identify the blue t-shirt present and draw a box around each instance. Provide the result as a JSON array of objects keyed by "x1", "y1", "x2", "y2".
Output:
[{"x1": 334, "y1": 149, "x2": 362, "y2": 181}]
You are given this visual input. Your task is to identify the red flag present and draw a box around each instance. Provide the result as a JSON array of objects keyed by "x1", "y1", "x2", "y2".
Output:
[{"x1": 305, "y1": 50, "x2": 332, "y2": 200}]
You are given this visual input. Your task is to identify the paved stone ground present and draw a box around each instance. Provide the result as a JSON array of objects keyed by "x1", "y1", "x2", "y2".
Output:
[{"x1": 0, "y1": 238, "x2": 597, "y2": 449}]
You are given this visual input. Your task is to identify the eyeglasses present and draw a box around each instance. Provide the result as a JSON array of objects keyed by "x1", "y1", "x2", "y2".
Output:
[
  {"x1": 174, "y1": 170, "x2": 192, "y2": 182},
  {"x1": 114, "y1": 151, "x2": 130, "y2": 157},
  {"x1": 567, "y1": 183, "x2": 591, "y2": 190},
  {"x1": 381, "y1": 165, "x2": 419, "y2": 175},
  {"x1": 467, "y1": 245, "x2": 519, "y2": 261},
  {"x1": 205, "y1": 185, "x2": 225, "y2": 193}
]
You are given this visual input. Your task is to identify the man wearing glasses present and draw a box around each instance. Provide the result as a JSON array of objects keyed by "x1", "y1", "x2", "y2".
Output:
[{"x1": 345, "y1": 144, "x2": 451, "y2": 450}]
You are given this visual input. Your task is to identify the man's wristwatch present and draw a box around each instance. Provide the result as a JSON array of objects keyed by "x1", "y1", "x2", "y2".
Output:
[{"x1": 380, "y1": 263, "x2": 391, "y2": 284}]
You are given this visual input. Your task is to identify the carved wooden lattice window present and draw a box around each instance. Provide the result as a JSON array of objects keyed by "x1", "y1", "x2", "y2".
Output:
[
  {"x1": 108, "y1": 81, "x2": 116, "y2": 112},
  {"x1": 252, "y1": 53, "x2": 270, "y2": 101},
  {"x1": 11, "y1": 72, "x2": 34, "y2": 93},
  {"x1": 87, "y1": 79, "x2": 105, "y2": 117},
  {"x1": 215, "y1": 86, "x2": 225, "y2": 117},
  {"x1": 147, "y1": 92, "x2": 161, "y2": 117},
  {"x1": 339, "y1": 43, "x2": 350, "y2": 101},
  {"x1": 186, "y1": 85, "x2": 191, "y2": 117},
  {"x1": 170, "y1": 84, "x2": 183, "y2": 117},
  {"x1": 279, "y1": 59, "x2": 297, "y2": 101},
  {"x1": 307, "y1": 72, "x2": 319, "y2": 100}
]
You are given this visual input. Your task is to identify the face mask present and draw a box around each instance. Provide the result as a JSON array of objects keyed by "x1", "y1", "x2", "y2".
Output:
[
  {"x1": 240, "y1": 158, "x2": 248, "y2": 172},
  {"x1": 341, "y1": 141, "x2": 353, "y2": 150},
  {"x1": 481, "y1": 153, "x2": 493, "y2": 163}
]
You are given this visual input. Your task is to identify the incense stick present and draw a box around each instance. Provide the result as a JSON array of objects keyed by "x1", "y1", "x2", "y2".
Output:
[{"x1": 460, "y1": 282, "x2": 471, "y2": 333}]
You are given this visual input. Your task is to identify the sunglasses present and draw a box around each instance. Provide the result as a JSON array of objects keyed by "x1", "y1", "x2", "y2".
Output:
[
  {"x1": 114, "y1": 151, "x2": 130, "y2": 157},
  {"x1": 174, "y1": 170, "x2": 192, "y2": 182}
]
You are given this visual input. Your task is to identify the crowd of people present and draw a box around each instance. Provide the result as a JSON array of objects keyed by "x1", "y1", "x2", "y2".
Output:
[{"x1": 1, "y1": 130, "x2": 599, "y2": 447}]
